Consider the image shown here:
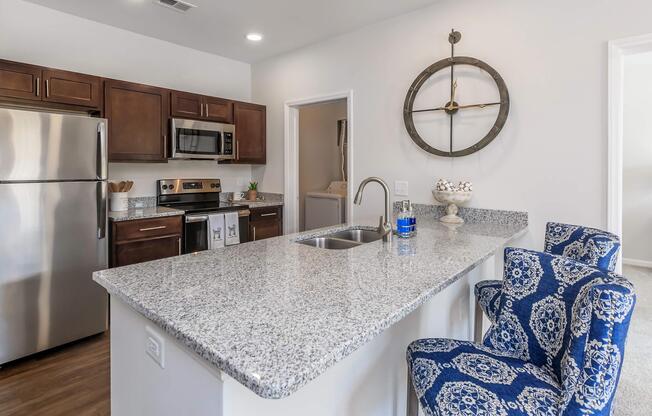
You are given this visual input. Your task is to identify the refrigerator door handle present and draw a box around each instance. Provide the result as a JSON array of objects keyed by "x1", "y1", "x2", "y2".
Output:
[
  {"x1": 97, "y1": 122, "x2": 107, "y2": 180},
  {"x1": 97, "y1": 181, "x2": 107, "y2": 240}
]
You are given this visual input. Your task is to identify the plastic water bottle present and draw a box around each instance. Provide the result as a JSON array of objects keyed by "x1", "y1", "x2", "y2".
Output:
[
  {"x1": 397, "y1": 201, "x2": 412, "y2": 238},
  {"x1": 408, "y1": 200, "x2": 417, "y2": 235}
]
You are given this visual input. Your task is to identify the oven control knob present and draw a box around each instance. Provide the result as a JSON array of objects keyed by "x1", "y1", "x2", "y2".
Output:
[
  {"x1": 211, "y1": 183, "x2": 216, "y2": 188},
  {"x1": 162, "y1": 185, "x2": 168, "y2": 190},
  {"x1": 169, "y1": 185, "x2": 174, "y2": 190}
]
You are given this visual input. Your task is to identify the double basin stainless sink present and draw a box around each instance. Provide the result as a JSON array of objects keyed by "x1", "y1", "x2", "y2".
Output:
[{"x1": 296, "y1": 229, "x2": 383, "y2": 250}]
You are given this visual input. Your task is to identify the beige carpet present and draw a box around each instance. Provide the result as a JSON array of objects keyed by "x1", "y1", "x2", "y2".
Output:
[{"x1": 613, "y1": 265, "x2": 652, "y2": 415}]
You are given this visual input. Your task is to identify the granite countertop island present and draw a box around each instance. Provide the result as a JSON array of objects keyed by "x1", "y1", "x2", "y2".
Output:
[{"x1": 94, "y1": 205, "x2": 527, "y2": 408}]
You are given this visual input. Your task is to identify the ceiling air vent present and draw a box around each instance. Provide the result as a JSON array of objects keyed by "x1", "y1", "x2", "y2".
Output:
[{"x1": 155, "y1": 0, "x2": 197, "y2": 13}]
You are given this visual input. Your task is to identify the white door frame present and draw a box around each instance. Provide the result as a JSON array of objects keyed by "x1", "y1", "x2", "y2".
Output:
[
  {"x1": 284, "y1": 90, "x2": 354, "y2": 234},
  {"x1": 607, "y1": 34, "x2": 652, "y2": 269}
]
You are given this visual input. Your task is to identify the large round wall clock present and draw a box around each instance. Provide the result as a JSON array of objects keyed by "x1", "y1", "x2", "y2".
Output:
[{"x1": 403, "y1": 30, "x2": 510, "y2": 157}]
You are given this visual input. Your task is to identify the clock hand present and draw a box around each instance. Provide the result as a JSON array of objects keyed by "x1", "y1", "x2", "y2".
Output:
[
  {"x1": 448, "y1": 80, "x2": 458, "y2": 110},
  {"x1": 456, "y1": 102, "x2": 501, "y2": 110},
  {"x1": 410, "y1": 101, "x2": 500, "y2": 113},
  {"x1": 410, "y1": 105, "x2": 450, "y2": 113}
]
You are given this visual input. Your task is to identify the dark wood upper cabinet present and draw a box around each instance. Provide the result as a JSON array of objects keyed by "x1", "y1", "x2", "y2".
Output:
[
  {"x1": 170, "y1": 91, "x2": 203, "y2": 119},
  {"x1": 0, "y1": 60, "x2": 41, "y2": 101},
  {"x1": 204, "y1": 96, "x2": 233, "y2": 123},
  {"x1": 234, "y1": 102, "x2": 266, "y2": 164},
  {"x1": 42, "y1": 69, "x2": 101, "y2": 108},
  {"x1": 105, "y1": 80, "x2": 169, "y2": 162},
  {"x1": 0, "y1": 58, "x2": 267, "y2": 165},
  {"x1": 171, "y1": 91, "x2": 233, "y2": 123}
]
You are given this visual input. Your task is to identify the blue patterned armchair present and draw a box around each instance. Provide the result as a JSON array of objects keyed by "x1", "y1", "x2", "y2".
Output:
[
  {"x1": 475, "y1": 223, "x2": 621, "y2": 326},
  {"x1": 407, "y1": 248, "x2": 635, "y2": 416}
]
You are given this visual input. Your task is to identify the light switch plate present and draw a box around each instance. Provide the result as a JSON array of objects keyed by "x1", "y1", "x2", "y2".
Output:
[
  {"x1": 145, "y1": 325, "x2": 165, "y2": 369},
  {"x1": 395, "y1": 181, "x2": 409, "y2": 197}
]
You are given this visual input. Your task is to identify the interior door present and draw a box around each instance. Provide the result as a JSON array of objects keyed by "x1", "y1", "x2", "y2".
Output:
[{"x1": 0, "y1": 181, "x2": 108, "y2": 364}]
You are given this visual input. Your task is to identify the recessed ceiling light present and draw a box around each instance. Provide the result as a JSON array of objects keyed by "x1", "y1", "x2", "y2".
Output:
[{"x1": 246, "y1": 33, "x2": 263, "y2": 42}]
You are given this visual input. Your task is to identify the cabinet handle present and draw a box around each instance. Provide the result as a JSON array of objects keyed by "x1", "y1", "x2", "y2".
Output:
[
  {"x1": 236, "y1": 140, "x2": 240, "y2": 161},
  {"x1": 253, "y1": 226, "x2": 256, "y2": 241},
  {"x1": 139, "y1": 225, "x2": 166, "y2": 232},
  {"x1": 178, "y1": 237, "x2": 182, "y2": 255},
  {"x1": 260, "y1": 212, "x2": 277, "y2": 217},
  {"x1": 35, "y1": 77, "x2": 40, "y2": 97},
  {"x1": 200, "y1": 103, "x2": 204, "y2": 117},
  {"x1": 204, "y1": 104, "x2": 208, "y2": 117},
  {"x1": 45, "y1": 79, "x2": 49, "y2": 97}
]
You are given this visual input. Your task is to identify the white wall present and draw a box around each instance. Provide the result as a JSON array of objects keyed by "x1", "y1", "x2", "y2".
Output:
[
  {"x1": 252, "y1": 0, "x2": 652, "y2": 249},
  {"x1": 623, "y1": 51, "x2": 652, "y2": 264},
  {"x1": 299, "y1": 100, "x2": 347, "y2": 230},
  {"x1": 0, "y1": 0, "x2": 252, "y2": 196}
]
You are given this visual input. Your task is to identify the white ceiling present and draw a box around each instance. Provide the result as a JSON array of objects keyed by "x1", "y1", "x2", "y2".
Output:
[{"x1": 24, "y1": 0, "x2": 438, "y2": 63}]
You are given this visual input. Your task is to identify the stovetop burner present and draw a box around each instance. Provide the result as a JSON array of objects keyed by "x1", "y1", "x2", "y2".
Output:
[{"x1": 156, "y1": 178, "x2": 247, "y2": 214}]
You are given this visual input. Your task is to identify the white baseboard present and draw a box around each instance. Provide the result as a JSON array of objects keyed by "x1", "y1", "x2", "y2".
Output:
[{"x1": 623, "y1": 258, "x2": 652, "y2": 269}]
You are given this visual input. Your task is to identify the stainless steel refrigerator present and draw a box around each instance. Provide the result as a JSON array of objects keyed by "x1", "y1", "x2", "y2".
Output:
[{"x1": 0, "y1": 107, "x2": 108, "y2": 364}]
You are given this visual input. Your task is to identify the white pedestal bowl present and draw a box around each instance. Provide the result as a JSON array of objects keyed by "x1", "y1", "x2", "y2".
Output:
[{"x1": 432, "y1": 190, "x2": 472, "y2": 224}]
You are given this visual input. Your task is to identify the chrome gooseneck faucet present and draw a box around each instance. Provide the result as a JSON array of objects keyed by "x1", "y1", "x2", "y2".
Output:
[{"x1": 354, "y1": 177, "x2": 392, "y2": 242}]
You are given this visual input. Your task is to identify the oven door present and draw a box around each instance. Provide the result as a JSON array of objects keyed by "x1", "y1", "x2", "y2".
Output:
[
  {"x1": 184, "y1": 214, "x2": 210, "y2": 253},
  {"x1": 171, "y1": 118, "x2": 225, "y2": 160},
  {"x1": 183, "y1": 210, "x2": 250, "y2": 254}
]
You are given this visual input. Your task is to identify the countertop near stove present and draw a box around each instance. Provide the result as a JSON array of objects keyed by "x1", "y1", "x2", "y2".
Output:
[
  {"x1": 108, "y1": 206, "x2": 184, "y2": 222},
  {"x1": 94, "y1": 206, "x2": 527, "y2": 400},
  {"x1": 235, "y1": 200, "x2": 284, "y2": 209}
]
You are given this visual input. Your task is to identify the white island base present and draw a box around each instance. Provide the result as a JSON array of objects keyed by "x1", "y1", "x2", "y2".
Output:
[{"x1": 109, "y1": 255, "x2": 496, "y2": 416}]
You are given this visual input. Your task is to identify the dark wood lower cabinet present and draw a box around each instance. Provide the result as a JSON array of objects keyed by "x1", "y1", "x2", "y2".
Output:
[
  {"x1": 249, "y1": 206, "x2": 283, "y2": 241},
  {"x1": 114, "y1": 236, "x2": 181, "y2": 268},
  {"x1": 110, "y1": 216, "x2": 182, "y2": 268}
]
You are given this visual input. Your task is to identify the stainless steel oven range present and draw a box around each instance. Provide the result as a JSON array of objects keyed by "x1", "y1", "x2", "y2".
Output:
[{"x1": 157, "y1": 179, "x2": 249, "y2": 253}]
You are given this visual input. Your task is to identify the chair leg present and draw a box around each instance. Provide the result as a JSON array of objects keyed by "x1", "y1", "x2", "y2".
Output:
[
  {"x1": 406, "y1": 368, "x2": 419, "y2": 416},
  {"x1": 474, "y1": 298, "x2": 483, "y2": 343}
]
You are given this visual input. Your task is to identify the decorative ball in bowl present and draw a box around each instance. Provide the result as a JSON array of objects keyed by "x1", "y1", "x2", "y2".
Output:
[{"x1": 432, "y1": 189, "x2": 472, "y2": 224}]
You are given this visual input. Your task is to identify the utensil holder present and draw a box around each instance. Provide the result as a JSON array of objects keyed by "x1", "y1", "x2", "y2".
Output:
[{"x1": 111, "y1": 192, "x2": 129, "y2": 212}]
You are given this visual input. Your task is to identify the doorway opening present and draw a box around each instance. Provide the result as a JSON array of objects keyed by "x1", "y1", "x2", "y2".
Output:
[
  {"x1": 284, "y1": 91, "x2": 353, "y2": 234},
  {"x1": 607, "y1": 34, "x2": 652, "y2": 271},
  {"x1": 607, "y1": 33, "x2": 652, "y2": 414}
]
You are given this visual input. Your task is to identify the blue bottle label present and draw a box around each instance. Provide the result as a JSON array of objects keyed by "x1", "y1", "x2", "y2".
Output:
[{"x1": 397, "y1": 218, "x2": 411, "y2": 236}]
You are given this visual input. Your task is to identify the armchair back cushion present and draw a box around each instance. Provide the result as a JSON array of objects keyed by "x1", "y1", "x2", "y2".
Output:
[
  {"x1": 483, "y1": 248, "x2": 635, "y2": 415},
  {"x1": 544, "y1": 222, "x2": 621, "y2": 272}
]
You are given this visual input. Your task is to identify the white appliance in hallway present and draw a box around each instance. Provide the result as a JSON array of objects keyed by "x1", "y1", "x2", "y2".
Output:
[
  {"x1": 0, "y1": 107, "x2": 109, "y2": 364},
  {"x1": 304, "y1": 181, "x2": 347, "y2": 230}
]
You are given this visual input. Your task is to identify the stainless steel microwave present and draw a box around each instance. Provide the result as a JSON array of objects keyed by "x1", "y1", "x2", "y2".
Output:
[{"x1": 170, "y1": 118, "x2": 235, "y2": 161}]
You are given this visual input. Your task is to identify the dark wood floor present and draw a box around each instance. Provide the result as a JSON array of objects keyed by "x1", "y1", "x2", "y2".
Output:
[{"x1": 0, "y1": 332, "x2": 110, "y2": 415}]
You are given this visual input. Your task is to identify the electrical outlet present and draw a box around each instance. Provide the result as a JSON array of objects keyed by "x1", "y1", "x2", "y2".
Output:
[
  {"x1": 145, "y1": 326, "x2": 165, "y2": 369},
  {"x1": 395, "y1": 181, "x2": 409, "y2": 197}
]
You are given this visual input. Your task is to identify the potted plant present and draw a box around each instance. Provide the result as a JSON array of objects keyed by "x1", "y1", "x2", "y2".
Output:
[{"x1": 247, "y1": 181, "x2": 258, "y2": 201}]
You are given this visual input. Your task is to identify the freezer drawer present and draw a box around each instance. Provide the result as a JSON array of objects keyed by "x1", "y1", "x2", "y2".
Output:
[{"x1": 0, "y1": 181, "x2": 108, "y2": 364}]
